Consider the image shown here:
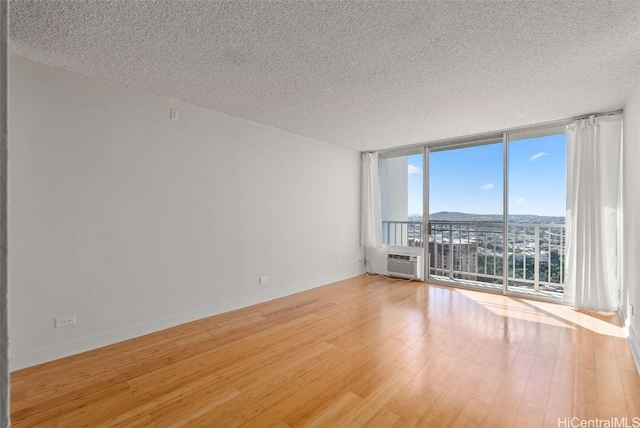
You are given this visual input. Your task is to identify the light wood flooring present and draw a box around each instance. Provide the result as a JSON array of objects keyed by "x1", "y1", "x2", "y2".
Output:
[{"x1": 11, "y1": 275, "x2": 640, "y2": 427}]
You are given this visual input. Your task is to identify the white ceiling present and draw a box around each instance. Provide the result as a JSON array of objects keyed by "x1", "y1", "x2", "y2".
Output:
[{"x1": 9, "y1": 1, "x2": 640, "y2": 152}]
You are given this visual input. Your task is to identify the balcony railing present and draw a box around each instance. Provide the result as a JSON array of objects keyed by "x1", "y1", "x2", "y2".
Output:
[
  {"x1": 382, "y1": 221, "x2": 425, "y2": 248},
  {"x1": 382, "y1": 220, "x2": 566, "y2": 296}
]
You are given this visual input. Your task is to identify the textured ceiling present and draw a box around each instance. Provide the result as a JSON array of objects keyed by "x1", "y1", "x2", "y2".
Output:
[{"x1": 9, "y1": 1, "x2": 640, "y2": 151}]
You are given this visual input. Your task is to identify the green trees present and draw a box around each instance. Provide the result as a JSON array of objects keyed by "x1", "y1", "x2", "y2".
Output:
[
  {"x1": 477, "y1": 250, "x2": 564, "y2": 288},
  {"x1": 477, "y1": 253, "x2": 503, "y2": 283}
]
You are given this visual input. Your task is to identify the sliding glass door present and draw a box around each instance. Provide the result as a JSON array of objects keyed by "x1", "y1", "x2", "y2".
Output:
[
  {"x1": 426, "y1": 139, "x2": 505, "y2": 289},
  {"x1": 423, "y1": 129, "x2": 566, "y2": 300}
]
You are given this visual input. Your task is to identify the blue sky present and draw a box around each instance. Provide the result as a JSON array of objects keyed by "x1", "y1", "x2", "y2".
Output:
[{"x1": 407, "y1": 134, "x2": 566, "y2": 216}]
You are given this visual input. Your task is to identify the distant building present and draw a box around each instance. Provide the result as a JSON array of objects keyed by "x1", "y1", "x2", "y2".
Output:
[{"x1": 429, "y1": 234, "x2": 478, "y2": 280}]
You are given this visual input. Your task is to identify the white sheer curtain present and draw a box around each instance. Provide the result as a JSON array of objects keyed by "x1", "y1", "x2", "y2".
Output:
[
  {"x1": 565, "y1": 114, "x2": 622, "y2": 311},
  {"x1": 361, "y1": 152, "x2": 382, "y2": 248}
]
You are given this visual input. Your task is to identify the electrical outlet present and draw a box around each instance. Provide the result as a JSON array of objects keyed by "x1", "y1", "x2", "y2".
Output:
[
  {"x1": 632, "y1": 304, "x2": 635, "y2": 316},
  {"x1": 259, "y1": 276, "x2": 268, "y2": 284},
  {"x1": 55, "y1": 315, "x2": 76, "y2": 328}
]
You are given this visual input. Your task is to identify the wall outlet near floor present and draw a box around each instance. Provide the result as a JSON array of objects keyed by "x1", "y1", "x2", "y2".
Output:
[
  {"x1": 55, "y1": 315, "x2": 76, "y2": 328},
  {"x1": 259, "y1": 276, "x2": 269, "y2": 284}
]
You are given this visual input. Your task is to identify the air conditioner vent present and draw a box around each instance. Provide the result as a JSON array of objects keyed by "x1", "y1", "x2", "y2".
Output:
[{"x1": 387, "y1": 253, "x2": 421, "y2": 279}]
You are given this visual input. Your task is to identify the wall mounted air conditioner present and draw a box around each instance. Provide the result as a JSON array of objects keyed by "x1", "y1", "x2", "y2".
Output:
[{"x1": 387, "y1": 253, "x2": 422, "y2": 280}]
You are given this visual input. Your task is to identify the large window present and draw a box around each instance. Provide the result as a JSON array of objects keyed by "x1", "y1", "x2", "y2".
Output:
[
  {"x1": 429, "y1": 140, "x2": 504, "y2": 287},
  {"x1": 379, "y1": 126, "x2": 567, "y2": 300},
  {"x1": 506, "y1": 131, "x2": 566, "y2": 297},
  {"x1": 378, "y1": 151, "x2": 423, "y2": 247}
]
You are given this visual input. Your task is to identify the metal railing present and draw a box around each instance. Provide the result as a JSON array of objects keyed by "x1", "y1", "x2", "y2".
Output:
[
  {"x1": 381, "y1": 220, "x2": 566, "y2": 295},
  {"x1": 382, "y1": 221, "x2": 424, "y2": 247}
]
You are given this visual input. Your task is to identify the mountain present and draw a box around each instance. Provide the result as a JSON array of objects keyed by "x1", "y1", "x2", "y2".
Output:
[
  {"x1": 428, "y1": 211, "x2": 502, "y2": 222},
  {"x1": 410, "y1": 211, "x2": 565, "y2": 224}
]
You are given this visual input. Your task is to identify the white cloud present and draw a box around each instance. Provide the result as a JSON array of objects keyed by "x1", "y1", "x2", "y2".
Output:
[
  {"x1": 408, "y1": 165, "x2": 422, "y2": 175},
  {"x1": 516, "y1": 197, "x2": 526, "y2": 203},
  {"x1": 529, "y1": 152, "x2": 548, "y2": 161},
  {"x1": 480, "y1": 183, "x2": 495, "y2": 190}
]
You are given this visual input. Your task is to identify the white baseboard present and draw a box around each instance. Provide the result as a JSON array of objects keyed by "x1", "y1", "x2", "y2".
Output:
[
  {"x1": 9, "y1": 269, "x2": 364, "y2": 371},
  {"x1": 628, "y1": 325, "x2": 640, "y2": 376}
]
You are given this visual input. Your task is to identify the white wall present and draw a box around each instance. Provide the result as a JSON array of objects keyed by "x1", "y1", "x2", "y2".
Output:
[
  {"x1": 8, "y1": 57, "x2": 363, "y2": 370},
  {"x1": 622, "y1": 69, "x2": 640, "y2": 374},
  {"x1": 379, "y1": 156, "x2": 408, "y2": 223}
]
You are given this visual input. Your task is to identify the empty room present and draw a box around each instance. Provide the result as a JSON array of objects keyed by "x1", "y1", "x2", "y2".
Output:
[{"x1": 2, "y1": 1, "x2": 640, "y2": 427}]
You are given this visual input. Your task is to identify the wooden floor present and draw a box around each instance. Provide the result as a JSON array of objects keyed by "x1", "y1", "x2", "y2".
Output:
[{"x1": 10, "y1": 275, "x2": 640, "y2": 427}]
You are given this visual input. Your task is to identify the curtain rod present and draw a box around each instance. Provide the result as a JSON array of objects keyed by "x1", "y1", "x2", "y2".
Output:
[
  {"x1": 373, "y1": 109, "x2": 623, "y2": 155},
  {"x1": 572, "y1": 110, "x2": 622, "y2": 121}
]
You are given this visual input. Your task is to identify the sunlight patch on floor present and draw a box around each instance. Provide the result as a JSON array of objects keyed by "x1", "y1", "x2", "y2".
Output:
[{"x1": 455, "y1": 288, "x2": 624, "y2": 338}]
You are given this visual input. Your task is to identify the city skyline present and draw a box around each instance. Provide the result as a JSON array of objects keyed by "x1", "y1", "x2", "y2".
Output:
[{"x1": 407, "y1": 133, "x2": 567, "y2": 216}]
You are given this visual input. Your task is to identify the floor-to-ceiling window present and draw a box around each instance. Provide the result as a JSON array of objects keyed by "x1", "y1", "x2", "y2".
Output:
[
  {"x1": 506, "y1": 129, "x2": 566, "y2": 298},
  {"x1": 428, "y1": 139, "x2": 504, "y2": 289},
  {"x1": 379, "y1": 125, "x2": 567, "y2": 300},
  {"x1": 379, "y1": 150, "x2": 423, "y2": 248}
]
